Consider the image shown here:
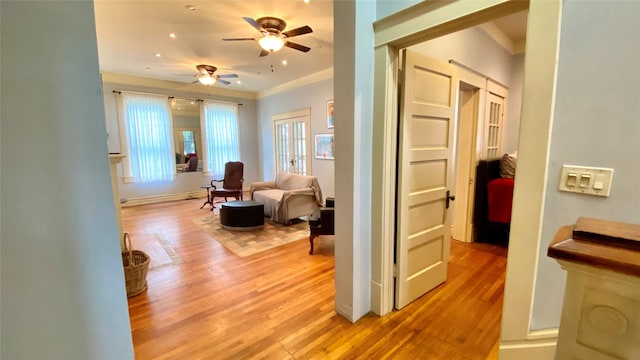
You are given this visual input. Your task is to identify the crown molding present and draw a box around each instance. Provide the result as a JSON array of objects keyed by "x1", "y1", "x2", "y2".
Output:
[
  {"x1": 100, "y1": 72, "x2": 258, "y2": 100},
  {"x1": 478, "y1": 22, "x2": 524, "y2": 55}
]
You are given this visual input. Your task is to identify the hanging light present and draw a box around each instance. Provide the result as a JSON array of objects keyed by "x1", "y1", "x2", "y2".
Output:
[
  {"x1": 198, "y1": 73, "x2": 216, "y2": 85},
  {"x1": 258, "y1": 34, "x2": 285, "y2": 52}
]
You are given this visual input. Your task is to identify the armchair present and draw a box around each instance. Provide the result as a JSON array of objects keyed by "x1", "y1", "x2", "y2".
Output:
[
  {"x1": 210, "y1": 161, "x2": 244, "y2": 210},
  {"x1": 250, "y1": 173, "x2": 322, "y2": 224}
]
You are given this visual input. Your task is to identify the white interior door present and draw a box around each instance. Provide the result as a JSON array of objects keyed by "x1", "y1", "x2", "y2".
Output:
[
  {"x1": 395, "y1": 50, "x2": 458, "y2": 309},
  {"x1": 273, "y1": 109, "x2": 311, "y2": 175}
]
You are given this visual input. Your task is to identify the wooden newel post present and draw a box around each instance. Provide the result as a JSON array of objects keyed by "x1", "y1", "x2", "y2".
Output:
[{"x1": 548, "y1": 217, "x2": 640, "y2": 359}]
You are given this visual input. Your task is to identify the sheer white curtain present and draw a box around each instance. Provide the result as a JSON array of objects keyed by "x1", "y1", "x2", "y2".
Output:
[
  {"x1": 120, "y1": 93, "x2": 174, "y2": 183},
  {"x1": 202, "y1": 100, "x2": 240, "y2": 178}
]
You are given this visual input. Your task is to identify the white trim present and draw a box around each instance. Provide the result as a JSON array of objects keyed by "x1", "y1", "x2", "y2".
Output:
[
  {"x1": 501, "y1": 0, "x2": 562, "y2": 341},
  {"x1": 101, "y1": 72, "x2": 257, "y2": 100},
  {"x1": 271, "y1": 108, "x2": 311, "y2": 121},
  {"x1": 258, "y1": 68, "x2": 333, "y2": 99},
  {"x1": 370, "y1": 44, "x2": 399, "y2": 315},
  {"x1": 455, "y1": 67, "x2": 486, "y2": 243},
  {"x1": 121, "y1": 190, "x2": 206, "y2": 207},
  {"x1": 499, "y1": 336, "x2": 557, "y2": 360}
]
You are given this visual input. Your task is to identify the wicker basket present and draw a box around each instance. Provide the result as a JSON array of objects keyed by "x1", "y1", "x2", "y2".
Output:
[{"x1": 122, "y1": 232, "x2": 150, "y2": 297}]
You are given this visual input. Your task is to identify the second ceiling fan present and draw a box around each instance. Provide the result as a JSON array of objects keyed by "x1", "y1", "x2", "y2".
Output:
[{"x1": 223, "y1": 16, "x2": 313, "y2": 57}]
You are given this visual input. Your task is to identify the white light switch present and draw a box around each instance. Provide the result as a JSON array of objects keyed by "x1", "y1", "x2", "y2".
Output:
[
  {"x1": 593, "y1": 174, "x2": 605, "y2": 190},
  {"x1": 559, "y1": 165, "x2": 614, "y2": 197}
]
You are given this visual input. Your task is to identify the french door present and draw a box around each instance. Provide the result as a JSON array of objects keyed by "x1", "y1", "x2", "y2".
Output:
[
  {"x1": 483, "y1": 81, "x2": 507, "y2": 159},
  {"x1": 273, "y1": 108, "x2": 311, "y2": 175}
]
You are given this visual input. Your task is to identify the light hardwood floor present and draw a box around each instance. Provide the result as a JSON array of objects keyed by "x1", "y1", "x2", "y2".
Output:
[{"x1": 123, "y1": 198, "x2": 507, "y2": 359}]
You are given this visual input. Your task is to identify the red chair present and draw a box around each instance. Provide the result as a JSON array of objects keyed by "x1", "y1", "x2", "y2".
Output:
[{"x1": 210, "y1": 162, "x2": 244, "y2": 210}]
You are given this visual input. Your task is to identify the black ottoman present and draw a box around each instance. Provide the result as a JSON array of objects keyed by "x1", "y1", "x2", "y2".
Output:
[{"x1": 219, "y1": 200, "x2": 265, "y2": 231}]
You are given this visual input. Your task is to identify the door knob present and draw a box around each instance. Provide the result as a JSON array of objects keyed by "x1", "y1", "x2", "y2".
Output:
[{"x1": 446, "y1": 190, "x2": 456, "y2": 209}]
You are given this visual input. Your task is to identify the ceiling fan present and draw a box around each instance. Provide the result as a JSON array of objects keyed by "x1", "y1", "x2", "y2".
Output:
[
  {"x1": 223, "y1": 17, "x2": 313, "y2": 57},
  {"x1": 193, "y1": 64, "x2": 238, "y2": 85}
]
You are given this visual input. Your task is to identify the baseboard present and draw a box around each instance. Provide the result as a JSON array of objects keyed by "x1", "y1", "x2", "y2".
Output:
[
  {"x1": 499, "y1": 336, "x2": 557, "y2": 360},
  {"x1": 121, "y1": 191, "x2": 206, "y2": 207}
]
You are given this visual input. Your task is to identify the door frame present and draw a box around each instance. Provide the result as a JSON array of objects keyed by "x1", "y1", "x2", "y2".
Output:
[
  {"x1": 370, "y1": 0, "x2": 562, "y2": 355},
  {"x1": 452, "y1": 67, "x2": 486, "y2": 243},
  {"x1": 272, "y1": 108, "x2": 311, "y2": 175}
]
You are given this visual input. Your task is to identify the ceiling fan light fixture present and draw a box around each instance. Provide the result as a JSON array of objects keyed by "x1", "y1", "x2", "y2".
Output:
[
  {"x1": 258, "y1": 35, "x2": 285, "y2": 52},
  {"x1": 198, "y1": 73, "x2": 216, "y2": 85}
]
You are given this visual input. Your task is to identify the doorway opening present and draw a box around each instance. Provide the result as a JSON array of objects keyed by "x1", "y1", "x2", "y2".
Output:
[
  {"x1": 371, "y1": 2, "x2": 562, "y2": 354},
  {"x1": 392, "y1": 19, "x2": 524, "y2": 310}
]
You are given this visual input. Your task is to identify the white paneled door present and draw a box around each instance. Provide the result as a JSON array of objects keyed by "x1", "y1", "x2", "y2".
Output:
[
  {"x1": 273, "y1": 109, "x2": 311, "y2": 175},
  {"x1": 395, "y1": 50, "x2": 458, "y2": 309}
]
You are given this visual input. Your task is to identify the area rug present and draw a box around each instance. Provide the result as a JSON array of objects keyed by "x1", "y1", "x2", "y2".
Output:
[
  {"x1": 192, "y1": 214, "x2": 309, "y2": 258},
  {"x1": 128, "y1": 233, "x2": 183, "y2": 270}
]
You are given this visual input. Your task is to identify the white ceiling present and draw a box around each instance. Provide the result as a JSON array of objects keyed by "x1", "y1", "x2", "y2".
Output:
[
  {"x1": 94, "y1": 0, "x2": 334, "y2": 93},
  {"x1": 94, "y1": 1, "x2": 526, "y2": 94}
]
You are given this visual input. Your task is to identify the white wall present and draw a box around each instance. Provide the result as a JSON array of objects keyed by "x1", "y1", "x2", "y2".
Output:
[
  {"x1": 376, "y1": 0, "x2": 421, "y2": 20},
  {"x1": 333, "y1": 0, "x2": 376, "y2": 321},
  {"x1": 503, "y1": 53, "x2": 524, "y2": 154},
  {"x1": 101, "y1": 79, "x2": 260, "y2": 200},
  {"x1": 410, "y1": 27, "x2": 513, "y2": 85},
  {"x1": 1, "y1": 2, "x2": 134, "y2": 359},
  {"x1": 531, "y1": 0, "x2": 640, "y2": 330},
  {"x1": 257, "y1": 78, "x2": 335, "y2": 198}
]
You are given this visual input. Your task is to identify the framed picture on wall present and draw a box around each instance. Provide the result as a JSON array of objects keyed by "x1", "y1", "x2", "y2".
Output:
[
  {"x1": 326, "y1": 100, "x2": 335, "y2": 128},
  {"x1": 314, "y1": 134, "x2": 335, "y2": 160}
]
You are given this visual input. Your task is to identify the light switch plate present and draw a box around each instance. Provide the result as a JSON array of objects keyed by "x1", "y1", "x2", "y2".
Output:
[{"x1": 559, "y1": 165, "x2": 614, "y2": 197}]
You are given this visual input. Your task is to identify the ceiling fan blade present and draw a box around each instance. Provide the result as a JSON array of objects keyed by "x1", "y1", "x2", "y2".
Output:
[
  {"x1": 217, "y1": 74, "x2": 238, "y2": 79},
  {"x1": 285, "y1": 41, "x2": 311, "y2": 53},
  {"x1": 217, "y1": 79, "x2": 231, "y2": 85},
  {"x1": 222, "y1": 37, "x2": 255, "y2": 41},
  {"x1": 259, "y1": 49, "x2": 270, "y2": 57},
  {"x1": 243, "y1": 17, "x2": 267, "y2": 33},
  {"x1": 282, "y1": 25, "x2": 313, "y2": 38}
]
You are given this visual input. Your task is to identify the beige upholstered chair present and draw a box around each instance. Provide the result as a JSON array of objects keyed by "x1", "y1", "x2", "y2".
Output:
[{"x1": 250, "y1": 173, "x2": 322, "y2": 224}]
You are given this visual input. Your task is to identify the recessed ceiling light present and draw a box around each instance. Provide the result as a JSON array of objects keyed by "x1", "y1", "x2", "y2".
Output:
[
  {"x1": 304, "y1": 0, "x2": 310, "y2": 3},
  {"x1": 282, "y1": 60, "x2": 287, "y2": 65},
  {"x1": 185, "y1": 5, "x2": 196, "y2": 11},
  {"x1": 236, "y1": 80, "x2": 242, "y2": 84},
  {"x1": 155, "y1": 53, "x2": 162, "y2": 57},
  {"x1": 169, "y1": 33, "x2": 176, "y2": 38}
]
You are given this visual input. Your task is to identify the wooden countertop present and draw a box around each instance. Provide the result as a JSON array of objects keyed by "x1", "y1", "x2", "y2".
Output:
[{"x1": 548, "y1": 217, "x2": 640, "y2": 277}]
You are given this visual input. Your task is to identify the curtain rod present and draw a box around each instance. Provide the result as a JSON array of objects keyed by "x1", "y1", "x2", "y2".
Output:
[
  {"x1": 448, "y1": 59, "x2": 509, "y2": 90},
  {"x1": 113, "y1": 90, "x2": 242, "y2": 106}
]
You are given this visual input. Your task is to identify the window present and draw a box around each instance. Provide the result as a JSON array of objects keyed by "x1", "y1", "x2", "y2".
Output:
[
  {"x1": 482, "y1": 80, "x2": 507, "y2": 160},
  {"x1": 201, "y1": 101, "x2": 240, "y2": 178},
  {"x1": 116, "y1": 92, "x2": 174, "y2": 183}
]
